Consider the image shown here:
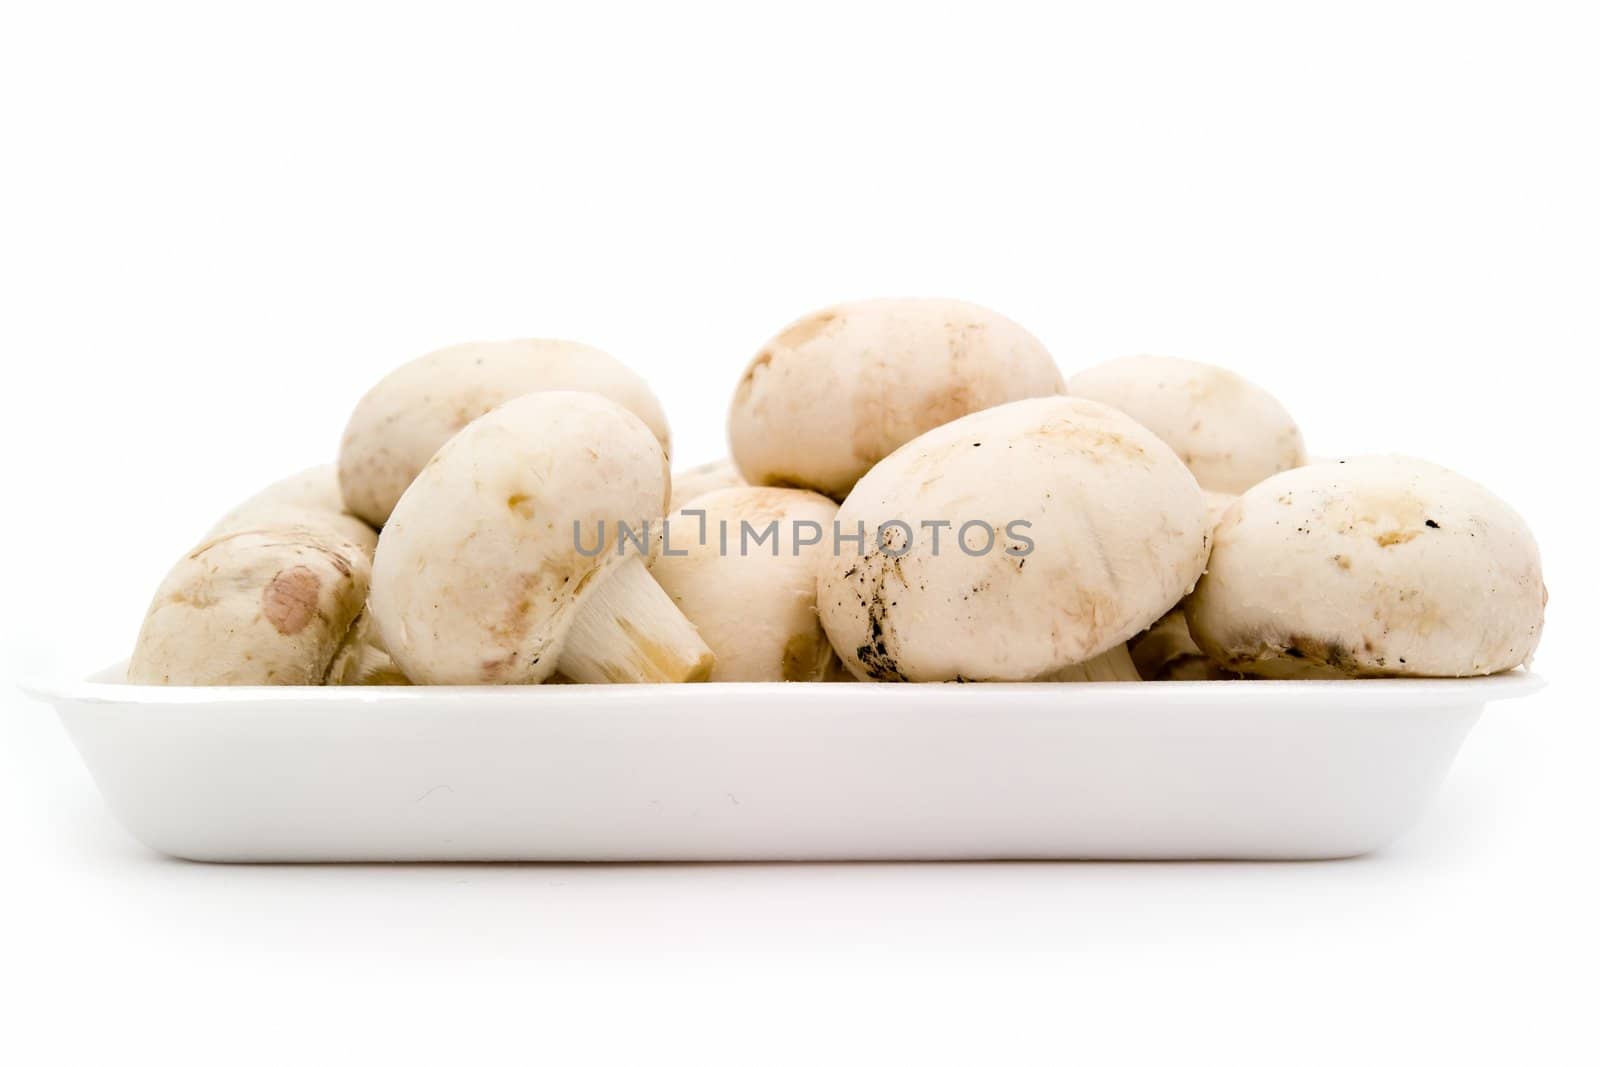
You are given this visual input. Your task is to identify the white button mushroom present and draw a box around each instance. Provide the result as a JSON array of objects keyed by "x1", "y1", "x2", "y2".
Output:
[
  {"x1": 1186, "y1": 455, "x2": 1546, "y2": 678},
  {"x1": 651, "y1": 486, "x2": 841, "y2": 681},
  {"x1": 129, "y1": 526, "x2": 373, "y2": 685},
  {"x1": 1066, "y1": 355, "x2": 1307, "y2": 494},
  {"x1": 667, "y1": 457, "x2": 747, "y2": 512},
  {"x1": 817, "y1": 396, "x2": 1212, "y2": 681},
  {"x1": 369, "y1": 390, "x2": 713, "y2": 685},
  {"x1": 338, "y1": 339, "x2": 670, "y2": 527},
  {"x1": 728, "y1": 298, "x2": 1064, "y2": 499}
]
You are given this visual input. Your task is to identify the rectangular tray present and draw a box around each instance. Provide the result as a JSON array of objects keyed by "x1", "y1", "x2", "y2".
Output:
[{"x1": 24, "y1": 666, "x2": 1542, "y2": 862}]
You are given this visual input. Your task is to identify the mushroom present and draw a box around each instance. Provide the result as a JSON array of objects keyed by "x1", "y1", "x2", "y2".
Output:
[
  {"x1": 1186, "y1": 455, "x2": 1546, "y2": 677},
  {"x1": 1127, "y1": 491, "x2": 1243, "y2": 680},
  {"x1": 339, "y1": 339, "x2": 670, "y2": 526},
  {"x1": 816, "y1": 396, "x2": 1211, "y2": 681},
  {"x1": 728, "y1": 298, "x2": 1063, "y2": 499},
  {"x1": 208, "y1": 464, "x2": 378, "y2": 558},
  {"x1": 369, "y1": 390, "x2": 713, "y2": 685},
  {"x1": 128, "y1": 525, "x2": 373, "y2": 685},
  {"x1": 651, "y1": 486, "x2": 841, "y2": 681},
  {"x1": 668, "y1": 457, "x2": 746, "y2": 511},
  {"x1": 1066, "y1": 355, "x2": 1306, "y2": 494}
]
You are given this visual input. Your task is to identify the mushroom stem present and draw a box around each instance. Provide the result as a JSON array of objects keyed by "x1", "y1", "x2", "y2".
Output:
[
  {"x1": 1039, "y1": 644, "x2": 1141, "y2": 682},
  {"x1": 558, "y1": 555, "x2": 715, "y2": 683}
]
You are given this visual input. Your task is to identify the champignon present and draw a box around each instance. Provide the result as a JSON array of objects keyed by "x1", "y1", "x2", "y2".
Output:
[
  {"x1": 369, "y1": 390, "x2": 712, "y2": 685},
  {"x1": 816, "y1": 396, "x2": 1211, "y2": 681},
  {"x1": 1066, "y1": 355, "x2": 1306, "y2": 494},
  {"x1": 652, "y1": 486, "x2": 841, "y2": 681},
  {"x1": 728, "y1": 298, "x2": 1063, "y2": 499},
  {"x1": 129, "y1": 525, "x2": 373, "y2": 685},
  {"x1": 1186, "y1": 455, "x2": 1545, "y2": 677},
  {"x1": 339, "y1": 339, "x2": 670, "y2": 526}
]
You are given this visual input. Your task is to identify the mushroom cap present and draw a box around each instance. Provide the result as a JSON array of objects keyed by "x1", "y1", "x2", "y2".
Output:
[
  {"x1": 370, "y1": 390, "x2": 669, "y2": 685},
  {"x1": 208, "y1": 464, "x2": 378, "y2": 558},
  {"x1": 1186, "y1": 455, "x2": 1545, "y2": 678},
  {"x1": 652, "y1": 486, "x2": 840, "y2": 681},
  {"x1": 668, "y1": 457, "x2": 746, "y2": 511},
  {"x1": 817, "y1": 396, "x2": 1211, "y2": 681},
  {"x1": 129, "y1": 525, "x2": 372, "y2": 686},
  {"x1": 1066, "y1": 355, "x2": 1306, "y2": 494},
  {"x1": 728, "y1": 298, "x2": 1063, "y2": 499},
  {"x1": 339, "y1": 339, "x2": 670, "y2": 526}
]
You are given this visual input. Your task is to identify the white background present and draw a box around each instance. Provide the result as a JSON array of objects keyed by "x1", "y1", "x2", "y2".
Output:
[{"x1": 2, "y1": 1, "x2": 1595, "y2": 1063}]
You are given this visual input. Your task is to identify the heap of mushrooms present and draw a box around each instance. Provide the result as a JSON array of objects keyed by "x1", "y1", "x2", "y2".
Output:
[{"x1": 128, "y1": 310, "x2": 1546, "y2": 687}]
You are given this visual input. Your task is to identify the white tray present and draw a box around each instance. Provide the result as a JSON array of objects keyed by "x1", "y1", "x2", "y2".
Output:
[{"x1": 23, "y1": 665, "x2": 1543, "y2": 862}]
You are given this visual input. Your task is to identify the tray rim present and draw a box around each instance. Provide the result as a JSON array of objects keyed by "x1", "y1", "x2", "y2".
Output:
[{"x1": 22, "y1": 662, "x2": 1547, "y2": 709}]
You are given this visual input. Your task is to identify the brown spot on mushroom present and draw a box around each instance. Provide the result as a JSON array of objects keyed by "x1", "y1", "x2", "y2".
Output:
[
  {"x1": 572, "y1": 566, "x2": 600, "y2": 596},
  {"x1": 507, "y1": 492, "x2": 534, "y2": 518},
  {"x1": 1375, "y1": 529, "x2": 1420, "y2": 547},
  {"x1": 480, "y1": 651, "x2": 518, "y2": 678},
  {"x1": 781, "y1": 631, "x2": 828, "y2": 681},
  {"x1": 166, "y1": 578, "x2": 219, "y2": 610},
  {"x1": 616, "y1": 618, "x2": 714, "y2": 682},
  {"x1": 738, "y1": 350, "x2": 773, "y2": 390},
  {"x1": 1332, "y1": 554, "x2": 1352, "y2": 570},
  {"x1": 906, "y1": 381, "x2": 976, "y2": 439},
  {"x1": 262, "y1": 566, "x2": 321, "y2": 635},
  {"x1": 1275, "y1": 634, "x2": 1361, "y2": 674},
  {"x1": 1024, "y1": 420, "x2": 1149, "y2": 463},
  {"x1": 775, "y1": 312, "x2": 836, "y2": 349}
]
